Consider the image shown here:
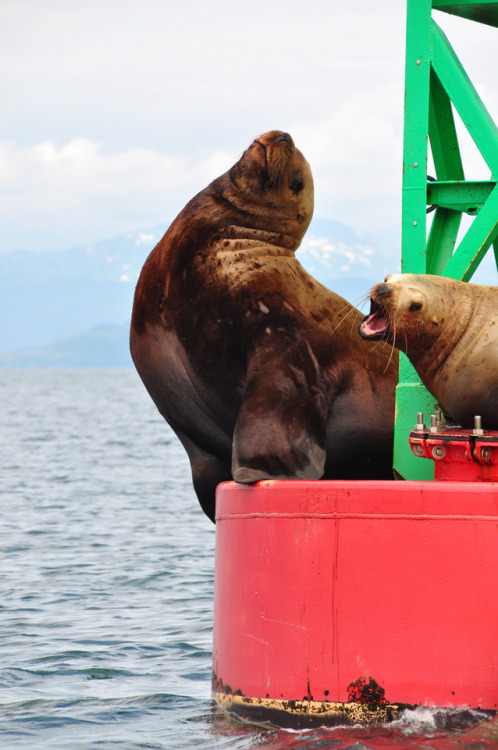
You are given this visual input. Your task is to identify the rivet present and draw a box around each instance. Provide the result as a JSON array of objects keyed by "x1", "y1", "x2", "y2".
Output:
[
  {"x1": 412, "y1": 221, "x2": 417, "y2": 226},
  {"x1": 482, "y1": 447, "x2": 491, "y2": 462},
  {"x1": 473, "y1": 415, "x2": 483, "y2": 436},
  {"x1": 432, "y1": 445, "x2": 446, "y2": 460},
  {"x1": 413, "y1": 162, "x2": 418, "y2": 168},
  {"x1": 414, "y1": 412, "x2": 425, "y2": 431},
  {"x1": 416, "y1": 60, "x2": 421, "y2": 65}
]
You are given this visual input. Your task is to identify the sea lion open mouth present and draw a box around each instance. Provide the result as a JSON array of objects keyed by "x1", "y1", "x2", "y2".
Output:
[{"x1": 358, "y1": 300, "x2": 389, "y2": 340}]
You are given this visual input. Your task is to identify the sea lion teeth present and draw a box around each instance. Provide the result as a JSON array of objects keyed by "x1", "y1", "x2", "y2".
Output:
[{"x1": 359, "y1": 300, "x2": 389, "y2": 339}]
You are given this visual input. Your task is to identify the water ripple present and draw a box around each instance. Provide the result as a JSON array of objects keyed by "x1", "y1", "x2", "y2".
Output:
[{"x1": 1, "y1": 370, "x2": 497, "y2": 749}]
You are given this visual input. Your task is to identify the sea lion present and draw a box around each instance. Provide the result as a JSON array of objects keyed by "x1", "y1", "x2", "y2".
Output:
[
  {"x1": 358, "y1": 273, "x2": 498, "y2": 428},
  {"x1": 130, "y1": 130, "x2": 398, "y2": 522}
]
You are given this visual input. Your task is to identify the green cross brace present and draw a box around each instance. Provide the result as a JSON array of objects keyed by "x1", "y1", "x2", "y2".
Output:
[{"x1": 395, "y1": 0, "x2": 498, "y2": 479}]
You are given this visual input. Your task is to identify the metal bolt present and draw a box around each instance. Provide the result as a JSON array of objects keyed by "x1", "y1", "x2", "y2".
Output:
[
  {"x1": 432, "y1": 445, "x2": 446, "y2": 460},
  {"x1": 412, "y1": 444, "x2": 425, "y2": 457},
  {"x1": 414, "y1": 411, "x2": 425, "y2": 431},
  {"x1": 481, "y1": 447, "x2": 491, "y2": 462},
  {"x1": 473, "y1": 415, "x2": 484, "y2": 436},
  {"x1": 430, "y1": 414, "x2": 439, "y2": 434}
]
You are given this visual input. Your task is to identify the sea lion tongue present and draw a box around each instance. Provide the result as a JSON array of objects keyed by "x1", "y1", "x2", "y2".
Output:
[
  {"x1": 358, "y1": 282, "x2": 395, "y2": 340},
  {"x1": 359, "y1": 301, "x2": 389, "y2": 339}
]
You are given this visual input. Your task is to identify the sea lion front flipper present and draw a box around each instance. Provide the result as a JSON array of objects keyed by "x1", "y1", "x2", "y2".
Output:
[{"x1": 231, "y1": 339, "x2": 329, "y2": 483}]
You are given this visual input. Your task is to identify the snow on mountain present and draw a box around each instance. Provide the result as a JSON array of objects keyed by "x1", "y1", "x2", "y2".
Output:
[{"x1": 0, "y1": 218, "x2": 398, "y2": 363}]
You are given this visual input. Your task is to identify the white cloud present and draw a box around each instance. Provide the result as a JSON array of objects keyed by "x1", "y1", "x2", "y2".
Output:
[
  {"x1": 0, "y1": 125, "x2": 402, "y2": 253},
  {"x1": 134, "y1": 232, "x2": 155, "y2": 246},
  {"x1": 0, "y1": 1, "x2": 496, "y2": 255},
  {"x1": 0, "y1": 138, "x2": 189, "y2": 200},
  {"x1": 0, "y1": 138, "x2": 235, "y2": 252},
  {"x1": 301, "y1": 235, "x2": 377, "y2": 272},
  {"x1": 292, "y1": 86, "x2": 404, "y2": 238}
]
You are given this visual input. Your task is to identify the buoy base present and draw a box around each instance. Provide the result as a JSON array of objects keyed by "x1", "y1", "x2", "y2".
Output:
[
  {"x1": 213, "y1": 691, "x2": 402, "y2": 729},
  {"x1": 213, "y1": 479, "x2": 498, "y2": 723}
]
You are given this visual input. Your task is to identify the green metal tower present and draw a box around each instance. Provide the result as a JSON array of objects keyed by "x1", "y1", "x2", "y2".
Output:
[{"x1": 395, "y1": 0, "x2": 498, "y2": 479}]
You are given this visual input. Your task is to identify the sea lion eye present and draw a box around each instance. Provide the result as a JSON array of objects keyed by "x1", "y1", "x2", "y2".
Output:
[
  {"x1": 290, "y1": 178, "x2": 304, "y2": 194},
  {"x1": 409, "y1": 301, "x2": 422, "y2": 312}
]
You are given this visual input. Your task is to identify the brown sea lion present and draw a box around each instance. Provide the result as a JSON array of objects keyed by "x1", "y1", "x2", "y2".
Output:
[
  {"x1": 130, "y1": 130, "x2": 398, "y2": 522},
  {"x1": 359, "y1": 273, "x2": 498, "y2": 428}
]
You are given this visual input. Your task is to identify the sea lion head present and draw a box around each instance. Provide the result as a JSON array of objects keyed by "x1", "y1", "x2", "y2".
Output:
[
  {"x1": 228, "y1": 130, "x2": 314, "y2": 239},
  {"x1": 358, "y1": 273, "x2": 439, "y2": 350}
]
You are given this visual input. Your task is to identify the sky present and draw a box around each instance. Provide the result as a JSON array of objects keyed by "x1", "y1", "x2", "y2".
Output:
[{"x1": 1, "y1": 0, "x2": 497, "y2": 256}]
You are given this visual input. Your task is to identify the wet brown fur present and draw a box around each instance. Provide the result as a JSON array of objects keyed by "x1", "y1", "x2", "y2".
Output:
[
  {"x1": 360, "y1": 273, "x2": 498, "y2": 428},
  {"x1": 131, "y1": 131, "x2": 398, "y2": 521}
]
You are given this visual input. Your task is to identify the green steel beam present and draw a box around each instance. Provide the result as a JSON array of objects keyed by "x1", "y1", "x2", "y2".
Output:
[
  {"x1": 428, "y1": 68, "x2": 464, "y2": 180},
  {"x1": 433, "y1": 1, "x2": 498, "y2": 28},
  {"x1": 441, "y1": 184, "x2": 498, "y2": 279},
  {"x1": 431, "y1": 22, "x2": 498, "y2": 175},
  {"x1": 426, "y1": 70, "x2": 464, "y2": 274},
  {"x1": 427, "y1": 180, "x2": 495, "y2": 211},
  {"x1": 426, "y1": 208, "x2": 462, "y2": 274},
  {"x1": 397, "y1": 0, "x2": 435, "y2": 480},
  {"x1": 394, "y1": 0, "x2": 498, "y2": 480},
  {"x1": 401, "y1": 0, "x2": 432, "y2": 276}
]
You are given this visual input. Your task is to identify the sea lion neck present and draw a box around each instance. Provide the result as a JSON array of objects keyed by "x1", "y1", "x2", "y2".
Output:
[
  {"x1": 213, "y1": 175, "x2": 310, "y2": 245},
  {"x1": 216, "y1": 224, "x2": 300, "y2": 252}
]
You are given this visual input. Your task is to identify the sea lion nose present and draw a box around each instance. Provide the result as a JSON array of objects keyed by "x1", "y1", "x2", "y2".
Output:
[
  {"x1": 375, "y1": 283, "x2": 394, "y2": 298},
  {"x1": 274, "y1": 132, "x2": 293, "y2": 145}
]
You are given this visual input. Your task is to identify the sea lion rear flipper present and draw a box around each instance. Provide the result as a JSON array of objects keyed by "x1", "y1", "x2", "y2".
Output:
[
  {"x1": 232, "y1": 342, "x2": 328, "y2": 483},
  {"x1": 176, "y1": 430, "x2": 232, "y2": 523}
]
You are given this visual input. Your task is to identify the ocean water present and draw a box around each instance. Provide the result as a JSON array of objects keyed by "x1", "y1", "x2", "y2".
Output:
[{"x1": 2, "y1": 368, "x2": 498, "y2": 750}]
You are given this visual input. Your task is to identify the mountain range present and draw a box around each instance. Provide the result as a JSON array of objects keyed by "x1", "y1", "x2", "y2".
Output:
[{"x1": 0, "y1": 218, "x2": 398, "y2": 368}]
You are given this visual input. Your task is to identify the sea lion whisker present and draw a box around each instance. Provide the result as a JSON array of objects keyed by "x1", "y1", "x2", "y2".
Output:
[
  {"x1": 383, "y1": 347, "x2": 397, "y2": 375},
  {"x1": 333, "y1": 300, "x2": 355, "y2": 318},
  {"x1": 349, "y1": 311, "x2": 363, "y2": 335},
  {"x1": 359, "y1": 291, "x2": 373, "y2": 308},
  {"x1": 403, "y1": 329, "x2": 409, "y2": 356},
  {"x1": 331, "y1": 306, "x2": 358, "y2": 335},
  {"x1": 348, "y1": 292, "x2": 371, "y2": 311},
  {"x1": 382, "y1": 316, "x2": 397, "y2": 374},
  {"x1": 384, "y1": 342, "x2": 397, "y2": 374}
]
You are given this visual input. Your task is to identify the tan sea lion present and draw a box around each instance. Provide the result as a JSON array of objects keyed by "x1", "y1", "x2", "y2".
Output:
[
  {"x1": 359, "y1": 273, "x2": 498, "y2": 428},
  {"x1": 130, "y1": 130, "x2": 398, "y2": 522}
]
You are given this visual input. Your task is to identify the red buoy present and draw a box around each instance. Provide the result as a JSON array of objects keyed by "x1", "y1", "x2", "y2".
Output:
[{"x1": 212, "y1": 475, "x2": 498, "y2": 727}]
